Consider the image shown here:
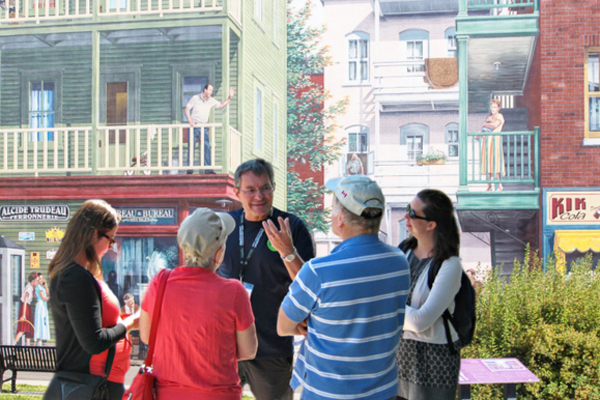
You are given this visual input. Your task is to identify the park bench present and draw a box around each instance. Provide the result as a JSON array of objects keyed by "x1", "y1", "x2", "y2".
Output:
[{"x1": 0, "y1": 345, "x2": 56, "y2": 393}]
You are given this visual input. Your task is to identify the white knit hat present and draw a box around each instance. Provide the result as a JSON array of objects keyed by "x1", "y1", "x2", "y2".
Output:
[{"x1": 178, "y1": 208, "x2": 235, "y2": 264}]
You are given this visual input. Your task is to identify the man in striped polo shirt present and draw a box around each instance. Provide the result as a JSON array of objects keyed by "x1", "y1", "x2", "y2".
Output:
[{"x1": 277, "y1": 175, "x2": 410, "y2": 400}]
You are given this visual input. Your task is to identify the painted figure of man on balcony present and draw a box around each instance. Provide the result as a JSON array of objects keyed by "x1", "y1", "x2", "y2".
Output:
[{"x1": 184, "y1": 83, "x2": 235, "y2": 174}]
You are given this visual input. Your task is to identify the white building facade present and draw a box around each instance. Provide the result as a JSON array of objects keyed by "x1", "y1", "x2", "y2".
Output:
[{"x1": 317, "y1": 0, "x2": 491, "y2": 271}]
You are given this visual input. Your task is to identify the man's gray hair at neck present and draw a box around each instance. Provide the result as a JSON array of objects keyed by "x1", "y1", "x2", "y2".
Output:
[{"x1": 333, "y1": 196, "x2": 382, "y2": 235}]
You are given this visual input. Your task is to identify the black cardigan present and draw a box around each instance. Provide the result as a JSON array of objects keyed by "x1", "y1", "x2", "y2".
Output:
[{"x1": 49, "y1": 263, "x2": 126, "y2": 373}]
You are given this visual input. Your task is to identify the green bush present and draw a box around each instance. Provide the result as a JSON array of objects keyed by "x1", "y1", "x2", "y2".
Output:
[{"x1": 462, "y1": 247, "x2": 600, "y2": 399}]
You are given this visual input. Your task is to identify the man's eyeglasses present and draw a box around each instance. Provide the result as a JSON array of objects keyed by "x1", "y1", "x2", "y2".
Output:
[
  {"x1": 239, "y1": 185, "x2": 275, "y2": 197},
  {"x1": 101, "y1": 233, "x2": 116, "y2": 246},
  {"x1": 406, "y1": 204, "x2": 432, "y2": 221}
]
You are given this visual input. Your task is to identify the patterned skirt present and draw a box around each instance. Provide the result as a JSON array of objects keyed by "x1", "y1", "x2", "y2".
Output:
[
  {"x1": 396, "y1": 338, "x2": 460, "y2": 400},
  {"x1": 16, "y1": 303, "x2": 34, "y2": 338}
]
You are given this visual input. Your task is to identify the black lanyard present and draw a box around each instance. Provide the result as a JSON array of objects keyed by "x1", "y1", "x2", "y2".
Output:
[{"x1": 238, "y1": 210, "x2": 269, "y2": 281}]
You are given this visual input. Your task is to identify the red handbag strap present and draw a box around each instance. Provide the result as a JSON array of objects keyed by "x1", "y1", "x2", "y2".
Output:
[{"x1": 143, "y1": 268, "x2": 171, "y2": 368}]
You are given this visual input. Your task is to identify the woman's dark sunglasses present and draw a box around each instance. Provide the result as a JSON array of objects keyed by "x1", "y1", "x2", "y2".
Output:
[
  {"x1": 406, "y1": 204, "x2": 432, "y2": 221},
  {"x1": 101, "y1": 233, "x2": 116, "y2": 246}
]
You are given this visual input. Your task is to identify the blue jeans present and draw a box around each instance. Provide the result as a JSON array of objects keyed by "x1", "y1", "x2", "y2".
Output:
[{"x1": 187, "y1": 127, "x2": 212, "y2": 173}]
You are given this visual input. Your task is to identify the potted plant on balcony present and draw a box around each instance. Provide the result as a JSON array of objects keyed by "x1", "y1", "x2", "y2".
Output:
[{"x1": 417, "y1": 148, "x2": 447, "y2": 166}]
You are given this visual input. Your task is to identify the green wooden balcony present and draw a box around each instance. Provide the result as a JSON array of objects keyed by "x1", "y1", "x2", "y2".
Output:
[
  {"x1": 0, "y1": 0, "x2": 240, "y2": 26},
  {"x1": 456, "y1": 127, "x2": 539, "y2": 210},
  {"x1": 0, "y1": 123, "x2": 242, "y2": 177}
]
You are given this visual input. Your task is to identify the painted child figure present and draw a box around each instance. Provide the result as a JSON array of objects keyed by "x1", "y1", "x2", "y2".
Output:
[{"x1": 34, "y1": 273, "x2": 51, "y2": 345}]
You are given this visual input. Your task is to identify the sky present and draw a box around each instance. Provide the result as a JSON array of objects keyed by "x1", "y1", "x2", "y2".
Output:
[{"x1": 290, "y1": 0, "x2": 324, "y2": 27}]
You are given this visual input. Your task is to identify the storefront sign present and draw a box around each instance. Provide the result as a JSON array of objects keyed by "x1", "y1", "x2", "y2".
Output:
[
  {"x1": 0, "y1": 205, "x2": 69, "y2": 222},
  {"x1": 546, "y1": 191, "x2": 600, "y2": 225},
  {"x1": 46, "y1": 227, "x2": 65, "y2": 243},
  {"x1": 18, "y1": 232, "x2": 35, "y2": 241},
  {"x1": 30, "y1": 252, "x2": 40, "y2": 269},
  {"x1": 46, "y1": 248, "x2": 58, "y2": 260},
  {"x1": 116, "y1": 206, "x2": 177, "y2": 225}
]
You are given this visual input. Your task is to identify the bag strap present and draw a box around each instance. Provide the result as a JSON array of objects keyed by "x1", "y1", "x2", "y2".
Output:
[
  {"x1": 143, "y1": 269, "x2": 172, "y2": 368},
  {"x1": 427, "y1": 261, "x2": 459, "y2": 355},
  {"x1": 88, "y1": 273, "x2": 117, "y2": 380}
]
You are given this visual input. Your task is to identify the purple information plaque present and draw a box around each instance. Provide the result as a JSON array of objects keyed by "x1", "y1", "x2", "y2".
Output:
[{"x1": 459, "y1": 358, "x2": 540, "y2": 385}]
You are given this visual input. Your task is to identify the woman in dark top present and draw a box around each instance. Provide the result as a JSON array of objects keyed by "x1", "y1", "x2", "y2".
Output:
[{"x1": 45, "y1": 199, "x2": 139, "y2": 400}]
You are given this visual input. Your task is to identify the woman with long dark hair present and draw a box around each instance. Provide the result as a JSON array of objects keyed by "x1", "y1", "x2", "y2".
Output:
[
  {"x1": 397, "y1": 189, "x2": 462, "y2": 400},
  {"x1": 45, "y1": 200, "x2": 139, "y2": 400}
]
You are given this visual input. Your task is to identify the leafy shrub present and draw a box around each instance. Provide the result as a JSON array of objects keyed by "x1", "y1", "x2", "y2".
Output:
[{"x1": 462, "y1": 247, "x2": 600, "y2": 399}]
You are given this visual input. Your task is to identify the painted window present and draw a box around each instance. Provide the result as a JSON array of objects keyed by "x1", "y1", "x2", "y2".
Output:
[
  {"x1": 347, "y1": 125, "x2": 369, "y2": 153},
  {"x1": 347, "y1": 32, "x2": 369, "y2": 83},
  {"x1": 400, "y1": 123, "x2": 429, "y2": 160},
  {"x1": 255, "y1": 86, "x2": 263, "y2": 152},
  {"x1": 445, "y1": 122, "x2": 459, "y2": 157},
  {"x1": 182, "y1": 76, "x2": 208, "y2": 122},
  {"x1": 273, "y1": 100, "x2": 279, "y2": 160},
  {"x1": 273, "y1": 0, "x2": 278, "y2": 43},
  {"x1": 445, "y1": 27, "x2": 457, "y2": 58},
  {"x1": 399, "y1": 30, "x2": 429, "y2": 73},
  {"x1": 398, "y1": 219, "x2": 409, "y2": 243},
  {"x1": 255, "y1": 0, "x2": 262, "y2": 21},
  {"x1": 29, "y1": 81, "x2": 55, "y2": 142},
  {"x1": 586, "y1": 48, "x2": 600, "y2": 137}
]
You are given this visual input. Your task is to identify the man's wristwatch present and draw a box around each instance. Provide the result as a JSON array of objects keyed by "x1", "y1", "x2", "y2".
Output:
[{"x1": 281, "y1": 247, "x2": 297, "y2": 262}]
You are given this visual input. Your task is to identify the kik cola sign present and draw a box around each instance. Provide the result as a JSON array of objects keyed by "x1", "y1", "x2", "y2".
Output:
[{"x1": 546, "y1": 191, "x2": 600, "y2": 225}]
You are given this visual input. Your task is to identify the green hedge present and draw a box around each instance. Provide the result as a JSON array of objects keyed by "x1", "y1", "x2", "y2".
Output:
[{"x1": 462, "y1": 247, "x2": 600, "y2": 399}]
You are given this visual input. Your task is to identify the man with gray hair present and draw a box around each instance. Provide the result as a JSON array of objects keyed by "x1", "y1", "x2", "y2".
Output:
[
  {"x1": 219, "y1": 158, "x2": 315, "y2": 400},
  {"x1": 277, "y1": 175, "x2": 410, "y2": 400}
]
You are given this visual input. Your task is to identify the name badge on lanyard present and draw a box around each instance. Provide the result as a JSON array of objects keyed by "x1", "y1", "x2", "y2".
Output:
[
  {"x1": 243, "y1": 282, "x2": 254, "y2": 298},
  {"x1": 238, "y1": 210, "x2": 268, "y2": 283}
]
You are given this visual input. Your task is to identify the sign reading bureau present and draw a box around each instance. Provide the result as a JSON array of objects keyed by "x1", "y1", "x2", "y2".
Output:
[{"x1": 115, "y1": 206, "x2": 177, "y2": 225}]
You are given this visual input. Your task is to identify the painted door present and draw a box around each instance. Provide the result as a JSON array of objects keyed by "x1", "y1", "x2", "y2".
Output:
[{"x1": 0, "y1": 250, "x2": 24, "y2": 344}]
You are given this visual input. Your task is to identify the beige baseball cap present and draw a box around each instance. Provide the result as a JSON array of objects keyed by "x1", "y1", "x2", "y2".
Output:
[
  {"x1": 178, "y1": 208, "x2": 235, "y2": 264},
  {"x1": 326, "y1": 175, "x2": 385, "y2": 217}
]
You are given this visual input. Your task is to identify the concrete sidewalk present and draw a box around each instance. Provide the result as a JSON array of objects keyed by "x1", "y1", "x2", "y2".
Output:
[{"x1": 12, "y1": 360, "x2": 302, "y2": 399}]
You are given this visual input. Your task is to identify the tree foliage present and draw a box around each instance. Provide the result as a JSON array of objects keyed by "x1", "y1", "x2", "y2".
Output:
[
  {"x1": 463, "y1": 248, "x2": 600, "y2": 399},
  {"x1": 287, "y1": 0, "x2": 348, "y2": 233}
]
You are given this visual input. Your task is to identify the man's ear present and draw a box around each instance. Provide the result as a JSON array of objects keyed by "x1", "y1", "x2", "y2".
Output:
[
  {"x1": 333, "y1": 209, "x2": 344, "y2": 229},
  {"x1": 233, "y1": 187, "x2": 240, "y2": 198}
]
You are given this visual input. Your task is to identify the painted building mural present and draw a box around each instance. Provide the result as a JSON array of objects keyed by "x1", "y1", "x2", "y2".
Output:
[{"x1": 1, "y1": 0, "x2": 599, "y2": 347}]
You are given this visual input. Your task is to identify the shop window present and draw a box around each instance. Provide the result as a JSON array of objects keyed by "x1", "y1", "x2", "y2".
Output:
[
  {"x1": 586, "y1": 48, "x2": 600, "y2": 138},
  {"x1": 445, "y1": 122, "x2": 459, "y2": 157},
  {"x1": 565, "y1": 251, "x2": 600, "y2": 273},
  {"x1": 399, "y1": 29, "x2": 429, "y2": 73},
  {"x1": 101, "y1": 236, "x2": 178, "y2": 306},
  {"x1": 347, "y1": 32, "x2": 369, "y2": 84}
]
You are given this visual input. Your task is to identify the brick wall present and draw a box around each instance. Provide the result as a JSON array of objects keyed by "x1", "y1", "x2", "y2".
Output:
[{"x1": 539, "y1": 0, "x2": 600, "y2": 187}]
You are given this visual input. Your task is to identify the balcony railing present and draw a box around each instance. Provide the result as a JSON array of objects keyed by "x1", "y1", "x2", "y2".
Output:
[
  {"x1": 463, "y1": 0, "x2": 538, "y2": 16},
  {"x1": 0, "y1": 0, "x2": 240, "y2": 24},
  {"x1": 0, "y1": 123, "x2": 238, "y2": 176},
  {"x1": 373, "y1": 61, "x2": 432, "y2": 95},
  {"x1": 464, "y1": 127, "x2": 540, "y2": 190}
]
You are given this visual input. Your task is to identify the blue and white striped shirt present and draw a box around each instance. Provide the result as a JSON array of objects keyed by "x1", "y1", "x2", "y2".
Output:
[{"x1": 281, "y1": 234, "x2": 410, "y2": 400}]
